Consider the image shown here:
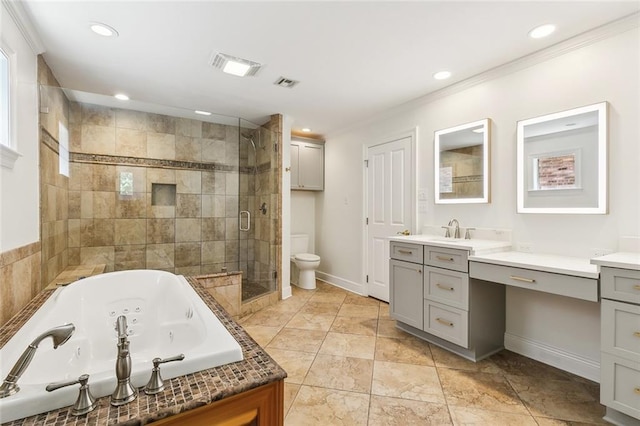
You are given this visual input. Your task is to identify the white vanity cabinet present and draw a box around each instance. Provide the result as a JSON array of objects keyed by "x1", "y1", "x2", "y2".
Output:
[
  {"x1": 599, "y1": 266, "x2": 640, "y2": 424},
  {"x1": 389, "y1": 240, "x2": 506, "y2": 361},
  {"x1": 290, "y1": 138, "x2": 324, "y2": 191}
]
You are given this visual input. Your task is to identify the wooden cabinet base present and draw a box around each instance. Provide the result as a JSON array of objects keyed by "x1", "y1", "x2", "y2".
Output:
[{"x1": 152, "y1": 380, "x2": 284, "y2": 426}]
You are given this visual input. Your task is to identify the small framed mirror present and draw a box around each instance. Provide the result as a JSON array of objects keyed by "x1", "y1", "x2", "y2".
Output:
[
  {"x1": 434, "y1": 118, "x2": 491, "y2": 204},
  {"x1": 517, "y1": 102, "x2": 608, "y2": 214}
]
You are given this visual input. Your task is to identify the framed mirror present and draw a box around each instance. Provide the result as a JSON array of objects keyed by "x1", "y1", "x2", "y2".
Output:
[
  {"x1": 517, "y1": 102, "x2": 608, "y2": 214},
  {"x1": 434, "y1": 118, "x2": 491, "y2": 204}
]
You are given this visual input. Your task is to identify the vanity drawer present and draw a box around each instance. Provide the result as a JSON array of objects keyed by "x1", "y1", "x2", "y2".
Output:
[
  {"x1": 390, "y1": 242, "x2": 423, "y2": 264},
  {"x1": 601, "y1": 299, "x2": 640, "y2": 362},
  {"x1": 424, "y1": 266, "x2": 469, "y2": 310},
  {"x1": 600, "y1": 352, "x2": 640, "y2": 420},
  {"x1": 601, "y1": 267, "x2": 640, "y2": 305},
  {"x1": 469, "y1": 262, "x2": 598, "y2": 302},
  {"x1": 424, "y1": 246, "x2": 468, "y2": 272},
  {"x1": 423, "y1": 300, "x2": 468, "y2": 348}
]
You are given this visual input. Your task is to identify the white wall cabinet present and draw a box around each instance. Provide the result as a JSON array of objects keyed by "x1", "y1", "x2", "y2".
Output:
[{"x1": 291, "y1": 139, "x2": 324, "y2": 191}]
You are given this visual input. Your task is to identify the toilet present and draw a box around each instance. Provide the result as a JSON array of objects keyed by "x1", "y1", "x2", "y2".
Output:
[{"x1": 290, "y1": 234, "x2": 321, "y2": 290}]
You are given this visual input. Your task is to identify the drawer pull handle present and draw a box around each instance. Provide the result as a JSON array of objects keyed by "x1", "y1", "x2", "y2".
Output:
[
  {"x1": 398, "y1": 249, "x2": 413, "y2": 255},
  {"x1": 635, "y1": 387, "x2": 640, "y2": 395},
  {"x1": 436, "y1": 256, "x2": 454, "y2": 262},
  {"x1": 634, "y1": 332, "x2": 640, "y2": 338},
  {"x1": 417, "y1": 269, "x2": 422, "y2": 274},
  {"x1": 436, "y1": 283, "x2": 454, "y2": 291},
  {"x1": 634, "y1": 285, "x2": 640, "y2": 291},
  {"x1": 510, "y1": 275, "x2": 536, "y2": 284},
  {"x1": 436, "y1": 318, "x2": 454, "y2": 327}
]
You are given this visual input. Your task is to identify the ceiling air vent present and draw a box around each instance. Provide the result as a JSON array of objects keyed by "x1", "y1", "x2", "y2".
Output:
[{"x1": 274, "y1": 77, "x2": 299, "y2": 88}]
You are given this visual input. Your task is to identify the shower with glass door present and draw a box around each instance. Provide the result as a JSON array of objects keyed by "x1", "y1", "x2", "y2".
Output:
[{"x1": 238, "y1": 121, "x2": 278, "y2": 301}]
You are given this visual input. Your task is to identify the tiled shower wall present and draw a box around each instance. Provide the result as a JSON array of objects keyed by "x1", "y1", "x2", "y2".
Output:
[
  {"x1": 65, "y1": 103, "x2": 238, "y2": 275},
  {"x1": 39, "y1": 58, "x2": 70, "y2": 285}
]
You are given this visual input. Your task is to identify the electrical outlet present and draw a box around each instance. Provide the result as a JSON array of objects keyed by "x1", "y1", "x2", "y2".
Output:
[
  {"x1": 418, "y1": 189, "x2": 428, "y2": 201},
  {"x1": 591, "y1": 248, "x2": 613, "y2": 257},
  {"x1": 517, "y1": 243, "x2": 533, "y2": 253}
]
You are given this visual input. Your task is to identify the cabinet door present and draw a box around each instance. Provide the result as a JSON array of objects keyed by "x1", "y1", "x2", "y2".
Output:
[
  {"x1": 290, "y1": 142, "x2": 300, "y2": 189},
  {"x1": 299, "y1": 143, "x2": 324, "y2": 190},
  {"x1": 390, "y1": 259, "x2": 423, "y2": 329}
]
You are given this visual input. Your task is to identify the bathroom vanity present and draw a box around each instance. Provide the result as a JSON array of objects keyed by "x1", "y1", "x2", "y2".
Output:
[
  {"x1": 0, "y1": 277, "x2": 286, "y2": 426},
  {"x1": 592, "y1": 252, "x2": 640, "y2": 426},
  {"x1": 389, "y1": 235, "x2": 511, "y2": 361}
]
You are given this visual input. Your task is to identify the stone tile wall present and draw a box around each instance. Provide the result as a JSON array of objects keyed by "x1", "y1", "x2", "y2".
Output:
[
  {"x1": 0, "y1": 242, "x2": 41, "y2": 325},
  {"x1": 39, "y1": 58, "x2": 71, "y2": 286},
  {"x1": 65, "y1": 102, "x2": 281, "y2": 282}
]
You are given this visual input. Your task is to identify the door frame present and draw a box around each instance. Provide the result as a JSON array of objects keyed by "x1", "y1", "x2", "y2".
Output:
[{"x1": 362, "y1": 127, "x2": 418, "y2": 297}]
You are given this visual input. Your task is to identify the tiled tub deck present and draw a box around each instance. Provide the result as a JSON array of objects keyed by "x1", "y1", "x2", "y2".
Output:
[{"x1": 0, "y1": 277, "x2": 286, "y2": 425}]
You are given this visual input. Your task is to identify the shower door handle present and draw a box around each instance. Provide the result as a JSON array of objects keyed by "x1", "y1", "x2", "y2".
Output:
[{"x1": 239, "y1": 210, "x2": 251, "y2": 231}]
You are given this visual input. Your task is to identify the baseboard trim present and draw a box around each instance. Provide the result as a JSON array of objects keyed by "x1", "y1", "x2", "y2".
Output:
[
  {"x1": 316, "y1": 271, "x2": 364, "y2": 295},
  {"x1": 504, "y1": 333, "x2": 600, "y2": 382},
  {"x1": 281, "y1": 285, "x2": 292, "y2": 300}
]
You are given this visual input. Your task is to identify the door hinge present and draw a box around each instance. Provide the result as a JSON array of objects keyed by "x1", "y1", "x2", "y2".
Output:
[
  {"x1": 366, "y1": 217, "x2": 369, "y2": 225},
  {"x1": 366, "y1": 275, "x2": 369, "y2": 283},
  {"x1": 364, "y1": 159, "x2": 368, "y2": 167},
  {"x1": 274, "y1": 142, "x2": 278, "y2": 152},
  {"x1": 272, "y1": 270, "x2": 277, "y2": 279}
]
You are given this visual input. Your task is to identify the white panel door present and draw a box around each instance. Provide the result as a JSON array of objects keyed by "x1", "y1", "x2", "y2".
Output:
[{"x1": 367, "y1": 136, "x2": 412, "y2": 302}]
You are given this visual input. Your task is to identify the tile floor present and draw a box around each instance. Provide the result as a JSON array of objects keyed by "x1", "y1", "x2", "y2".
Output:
[{"x1": 238, "y1": 281, "x2": 606, "y2": 425}]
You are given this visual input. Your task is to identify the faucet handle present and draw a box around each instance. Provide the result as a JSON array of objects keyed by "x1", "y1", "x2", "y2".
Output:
[
  {"x1": 464, "y1": 228, "x2": 476, "y2": 240},
  {"x1": 46, "y1": 374, "x2": 97, "y2": 416},
  {"x1": 441, "y1": 226, "x2": 451, "y2": 238},
  {"x1": 144, "y1": 354, "x2": 185, "y2": 395}
]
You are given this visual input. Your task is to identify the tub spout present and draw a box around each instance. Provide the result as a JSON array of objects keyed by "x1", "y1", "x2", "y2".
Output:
[
  {"x1": 0, "y1": 323, "x2": 75, "y2": 398},
  {"x1": 111, "y1": 315, "x2": 137, "y2": 406}
]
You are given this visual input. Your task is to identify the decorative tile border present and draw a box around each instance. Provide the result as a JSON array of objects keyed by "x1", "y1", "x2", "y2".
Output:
[
  {"x1": 70, "y1": 152, "x2": 256, "y2": 174},
  {"x1": 1, "y1": 277, "x2": 287, "y2": 425}
]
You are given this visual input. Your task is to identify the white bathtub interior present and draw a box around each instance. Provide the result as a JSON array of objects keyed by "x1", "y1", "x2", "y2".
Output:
[{"x1": 0, "y1": 270, "x2": 244, "y2": 423}]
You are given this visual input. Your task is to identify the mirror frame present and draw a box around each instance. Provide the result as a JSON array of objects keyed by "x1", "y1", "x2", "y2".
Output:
[
  {"x1": 434, "y1": 118, "x2": 491, "y2": 204},
  {"x1": 516, "y1": 102, "x2": 608, "y2": 214}
]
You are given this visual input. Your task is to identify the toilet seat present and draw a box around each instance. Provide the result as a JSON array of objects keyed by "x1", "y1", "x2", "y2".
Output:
[{"x1": 294, "y1": 253, "x2": 320, "y2": 262}]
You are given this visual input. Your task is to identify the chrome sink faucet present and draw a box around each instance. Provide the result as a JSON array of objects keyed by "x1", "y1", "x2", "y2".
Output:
[
  {"x1": 111, "y1": 315, "x2": 137, "y2": 406},
  {"x1": 0, "y1": 324, "x2": 75, "y2": 398},
  {"x1": 448, "y1": 219, "x2": 461, "y2": 239}
]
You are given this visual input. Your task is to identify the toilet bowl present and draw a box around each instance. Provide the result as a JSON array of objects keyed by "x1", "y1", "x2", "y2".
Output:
[{"x1": 290, "y1": 234, "x2": 321, "y2": 290}]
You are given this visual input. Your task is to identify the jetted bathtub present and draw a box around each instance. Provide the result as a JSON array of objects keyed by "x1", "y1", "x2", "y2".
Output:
[{"x1": 0, "y1": 270, "x2": 244, "y2": 423}]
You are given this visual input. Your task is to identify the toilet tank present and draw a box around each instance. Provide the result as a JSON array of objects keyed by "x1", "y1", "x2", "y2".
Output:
[{"x1": 291, "y1": 234, "x2": 309, "y2": 255}]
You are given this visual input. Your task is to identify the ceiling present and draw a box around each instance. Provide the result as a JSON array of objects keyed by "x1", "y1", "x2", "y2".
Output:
[{"x1": 21, "y1": 1, "x2": 640, "y2": 135}]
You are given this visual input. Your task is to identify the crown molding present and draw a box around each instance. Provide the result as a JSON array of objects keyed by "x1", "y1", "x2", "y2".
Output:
[
  {"x1": 2, "y1": 0, "x2": 45, "y2": 54},
  {"x1": 329, "y1": 12, "x2": 639, "y2": 139}
]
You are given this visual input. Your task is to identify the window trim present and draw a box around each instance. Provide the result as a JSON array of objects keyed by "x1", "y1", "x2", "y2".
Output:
[{"x1": 0, "y1": 42, "x2": 20, "y2": 169}]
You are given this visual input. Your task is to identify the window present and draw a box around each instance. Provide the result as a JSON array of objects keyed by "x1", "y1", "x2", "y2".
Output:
[
  {"x1": 59, "y1": 122, "x2": 69, "y2": 176},
  {"x1": 0, "y1": 43, "x2": 20, "y2": 169},
  {"x1": 0, "y1": 48, "x2": 9, "y2": 148}
]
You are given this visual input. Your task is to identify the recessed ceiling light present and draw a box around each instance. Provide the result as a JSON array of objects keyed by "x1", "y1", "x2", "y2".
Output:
[
  {"x1": 90, "y1": 23, "x2": 119, "y2": 37},
  {"x1": 433, "y1": 71, "x2": 452, "y2": 80},
  {"x1": 114, "y1": 93, "x2": 129, "y2": 101},
  {"x1": 210, "y1": 53, "x2": 262, "y2": 77},
  {"x1": 195, "y1": 110, "x2": 212, "y2": 116},
  {"x1": 301, "y1": 128, "x2": 312, "y2": 133},
  {"x1": 529, "y1": 24, "x2": 556, "y2": 39}
]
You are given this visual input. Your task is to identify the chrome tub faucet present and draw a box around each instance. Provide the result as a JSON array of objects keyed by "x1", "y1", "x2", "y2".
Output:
[
  {"x1": 110, "y1": 315, "x2": 137, "y2": 406},
  {"x1": 0, "y1": 323, "x2": 75, "y2": 398}
]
